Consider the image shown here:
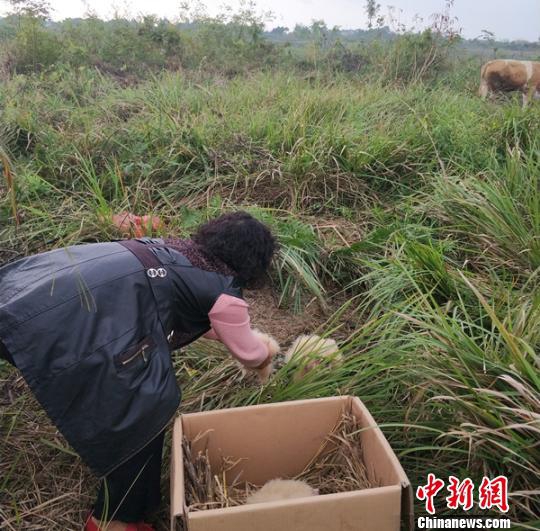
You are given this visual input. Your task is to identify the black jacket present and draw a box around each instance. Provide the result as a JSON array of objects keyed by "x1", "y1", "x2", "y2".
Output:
[{"x1": 0, "y1": 238, "x2": 241, "y2": 477}]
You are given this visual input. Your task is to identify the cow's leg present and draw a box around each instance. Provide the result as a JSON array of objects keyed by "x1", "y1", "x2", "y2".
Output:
[
  {"x1": 522, "y1": 85, "x2": 536, "y2": 108},
  {"x1": 479, "y1": 78, "x2": 489, "y2": 100}
]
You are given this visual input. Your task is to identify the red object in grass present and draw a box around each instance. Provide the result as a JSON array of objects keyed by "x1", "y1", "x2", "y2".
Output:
[
  {"x1": 111, "y1": 211, "x2": 163, "y2": 238},
  {"x1": 84, "y1": 512, "x2": 155, "y2": 531},
  {"x1": 84, "y1": 513, "x2": 139, "y2": 531}
]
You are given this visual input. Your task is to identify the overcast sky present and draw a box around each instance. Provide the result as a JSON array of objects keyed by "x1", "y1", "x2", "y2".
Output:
[{"x1": 1, "y1": 0, "x2": 538, "y2": 41}]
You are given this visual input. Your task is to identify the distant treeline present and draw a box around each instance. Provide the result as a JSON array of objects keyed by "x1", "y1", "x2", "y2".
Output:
[
  {"x1": 0, "y1": 11, "x2": 538, "y2": 80},
  {"x1": 264, "y1": 24, "x2": 539, "y2": 50},
  {"x1": 2, "y1": 15, "x2": 539, "y2": 48}
]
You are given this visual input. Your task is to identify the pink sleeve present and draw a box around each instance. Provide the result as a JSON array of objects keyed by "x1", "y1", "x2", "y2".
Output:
[{"x1": 208, "y1": 294, "x2": 268, "y2": 368}]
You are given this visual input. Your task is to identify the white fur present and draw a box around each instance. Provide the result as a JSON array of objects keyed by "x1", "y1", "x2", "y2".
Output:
[
  {"x1": 246, "y1": 479, "x2": 318, "y2": 505},
  {"x1": 524, "y1": 60, "x2": 534, "y2": 82},
  {"x1": 284, "y1": 334, "x2": 340, "y2": 362},
  {"x1": 252, "y1": 329, "x2": 280, "y2": 357},
  {"x1": 284, "y1": 334, "x2": 342, "y2": 381},
  {"x1": 478, "y1": 78, "x2": 489, "y2": 99}
]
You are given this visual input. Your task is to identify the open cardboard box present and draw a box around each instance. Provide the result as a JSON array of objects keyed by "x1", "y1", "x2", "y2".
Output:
[{"x1": 170, "y1": 396, "x2": 413, "y2": 531}]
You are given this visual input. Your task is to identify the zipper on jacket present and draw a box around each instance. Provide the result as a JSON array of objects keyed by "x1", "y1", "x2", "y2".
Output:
[
  {"x1": 121, "y1": 343, "x2": 149, "y2": 366},
  {"x1": 114, "y1": 337, "x2": 156, "y2": 369}
]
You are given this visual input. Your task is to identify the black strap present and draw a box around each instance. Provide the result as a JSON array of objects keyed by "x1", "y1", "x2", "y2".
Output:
[
  {"x1": 118, "y1": 240, "x2": 162, "y2": 270},
  {"x1": 119, "y1": 240, "x2": 171, "y2": 348}
]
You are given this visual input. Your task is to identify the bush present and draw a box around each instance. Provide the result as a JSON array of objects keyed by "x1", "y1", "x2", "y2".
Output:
[
  {"x1": 323, "y1": 41, "x2": 367, "y2": 73},
  {"x1": 375, "y1": 29, "x2": 458, "y2": 83},
  {"x1": 58, "y1": 16, "x2": 185, "y2": 74},
  {"x1": 5, "y1": 15, "x2": 60, "y2": 73}
]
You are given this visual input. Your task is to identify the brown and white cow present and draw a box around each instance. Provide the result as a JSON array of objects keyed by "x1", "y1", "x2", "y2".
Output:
[{"x1": 479, "y1": 59, "x2": 540, "y2": 107}]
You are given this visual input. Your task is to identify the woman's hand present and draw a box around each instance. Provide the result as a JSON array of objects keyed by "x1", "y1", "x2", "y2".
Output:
[{"x1": 249, "y1": 330, "x2": 280, "y2": 383}]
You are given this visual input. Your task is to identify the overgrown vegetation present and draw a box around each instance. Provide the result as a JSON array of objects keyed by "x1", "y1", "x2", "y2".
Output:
[
  {"x1": 1, "y1": 1, "x2": 539, "y2": 529},
  {"x1": 0, "y1": 0, "x2": 538, "y2": 77}
]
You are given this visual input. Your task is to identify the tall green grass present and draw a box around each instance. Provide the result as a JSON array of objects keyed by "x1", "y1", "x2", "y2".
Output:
[
  {"x1": 5, "y1": 69, "x2": 538, "y2": 208},
  {"x1": 1, "y1": 64, "x2": 540, "y2": 527}
]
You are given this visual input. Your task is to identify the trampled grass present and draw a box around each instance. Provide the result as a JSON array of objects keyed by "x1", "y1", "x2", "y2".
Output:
[{"x1": 1, "y1": 65, "x2": 539, "y2": 529}]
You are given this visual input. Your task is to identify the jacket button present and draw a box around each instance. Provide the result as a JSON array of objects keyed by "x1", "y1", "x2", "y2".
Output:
[
  {"x1": 157, "y1": 268, "x2": 167, "y2": 278},
  {"x1": 147, "y1": 268, "x2": 158, "y2": 278}
]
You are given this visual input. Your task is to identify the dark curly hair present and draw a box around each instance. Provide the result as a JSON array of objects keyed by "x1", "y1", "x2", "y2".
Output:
[{"x1": 192, "y1": 211, "x2": 277, "y2": 288}]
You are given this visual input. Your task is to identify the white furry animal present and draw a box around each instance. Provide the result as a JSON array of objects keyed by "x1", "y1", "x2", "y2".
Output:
[
  {"x1": 252, "y1": 329, "x2": 280, "y2": 358},
  {"x1": 246, "y1": 479, "x2": 318, "y2": 505},
  {"x1": 284, "y1": 334, "x2": 342, "y2": 380}
]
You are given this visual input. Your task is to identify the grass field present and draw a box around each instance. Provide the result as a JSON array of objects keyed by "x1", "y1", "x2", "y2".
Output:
[{"x1": 1, "y1": 56, "x2": 539, "y2": 530}]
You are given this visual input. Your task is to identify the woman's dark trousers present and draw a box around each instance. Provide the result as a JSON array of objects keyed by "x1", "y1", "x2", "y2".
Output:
[{"x1": 93, "y1": 431, "x2": 165, "y2": 523}]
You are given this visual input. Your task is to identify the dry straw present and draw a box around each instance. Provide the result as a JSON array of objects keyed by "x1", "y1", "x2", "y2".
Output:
[{"x1": 183, "y1": 413, "x2": 376, "y2": 511}]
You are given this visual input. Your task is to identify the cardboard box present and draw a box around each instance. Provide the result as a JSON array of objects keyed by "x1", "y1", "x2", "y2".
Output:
[{"x1": 170, "y1": 396, "x2": 413, "y2": 531}]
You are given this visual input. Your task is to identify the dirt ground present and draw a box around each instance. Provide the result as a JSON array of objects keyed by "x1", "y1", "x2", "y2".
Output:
[{"x1": 244, "y1": 286, "x2": 328, "y2": 346}]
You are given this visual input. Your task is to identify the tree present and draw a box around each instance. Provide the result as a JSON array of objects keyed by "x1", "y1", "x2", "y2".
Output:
[
  {"x1": 310, "y1": 19, "x2": 329, "y2": 48},
  {"x1": 365, "y1": 0, "x2": 381, "y2": 30},
  {"x1": 270, "y1": 26, "x2": 289, "y2": 36},
  {"x1": 479, "y1": 29, "x2": 497, "y2": 58},
  {"x1": 7, "y1": 0, "x2": 52, "y2": 19},
  {"x1": 4, "y1": 0, "x2": 59, "y2": 73},
  {"x1": 292, "y1": 24, "x2": 311, "y2": 40}
]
